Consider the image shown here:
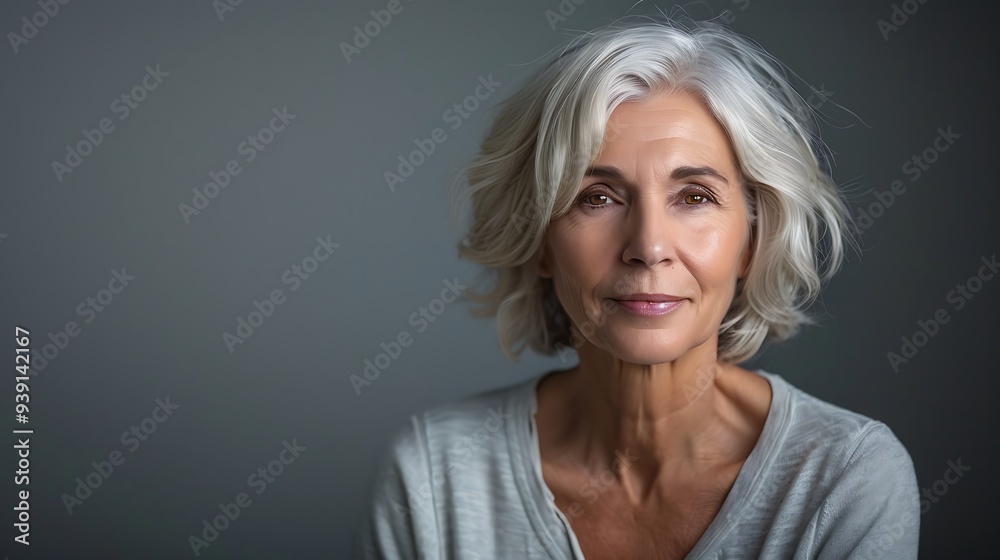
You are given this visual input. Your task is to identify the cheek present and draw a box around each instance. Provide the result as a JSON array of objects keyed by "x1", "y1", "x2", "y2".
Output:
[
  {"x1": 546, "y1": 226, "x2": 613, "y2": 320},
  {"x1": 677, "y1": 219, "x2": 746, "y2": 289},
  {"x1": 548, "y1": 219, "x2": 615, "y2": 277}
]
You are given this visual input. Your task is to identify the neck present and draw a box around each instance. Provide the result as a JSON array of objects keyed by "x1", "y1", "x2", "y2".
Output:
[{"x1": 538, "y1": 337, "x2": 768, "y2": 503}]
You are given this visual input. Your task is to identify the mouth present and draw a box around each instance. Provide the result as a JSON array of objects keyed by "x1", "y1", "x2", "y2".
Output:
[
  {"x1": 609, "y1": 294, "x2": 685, "y2": 316},
  {"x1": 613, "y1": 293, "x2": 684, "y2": 303}
]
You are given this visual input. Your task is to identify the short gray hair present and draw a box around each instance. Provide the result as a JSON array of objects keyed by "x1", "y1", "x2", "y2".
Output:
[{"x1": 450, "y1": 15, "x2": 856, "y2": 364}]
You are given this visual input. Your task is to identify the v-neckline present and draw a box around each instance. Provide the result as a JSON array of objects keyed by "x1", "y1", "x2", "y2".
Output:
[{"x1": 507, "y1": 369, "x2": 791, "y2": 559}]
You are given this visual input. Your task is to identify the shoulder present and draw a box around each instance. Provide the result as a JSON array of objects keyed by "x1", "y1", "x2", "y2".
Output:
[
  {"x1": 746, "y1": 371, "x2": 918, "y2": 502},
  {"x1": 386, "y1": 377, "x2": 527, "y2": 463},
  {"x1": 354, "y1": 377, "x2": 535, "y2": 559},
  {"x1": 369, "y1": 375, "x2": 535, "y2": 501},
  {"x1": 754, "y1": 371, "x2": 920, "y2": 558},
  {"x1": 762, "y1": 371, "x2": 911, "y2": 465}
]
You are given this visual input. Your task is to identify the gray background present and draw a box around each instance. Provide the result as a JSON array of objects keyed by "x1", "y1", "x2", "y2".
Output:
[{"x1": 1, "y1": 0, "x2": 996, "y2": 558}]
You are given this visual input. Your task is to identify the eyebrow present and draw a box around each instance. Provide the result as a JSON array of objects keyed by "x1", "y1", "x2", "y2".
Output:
[{"x1": 584, "y1": 164, "x2": 730, "y2": 187}]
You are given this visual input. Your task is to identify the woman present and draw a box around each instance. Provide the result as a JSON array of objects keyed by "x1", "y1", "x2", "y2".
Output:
[{"x1": 355, "y1": 15, "x2": 919, "y2": 560}]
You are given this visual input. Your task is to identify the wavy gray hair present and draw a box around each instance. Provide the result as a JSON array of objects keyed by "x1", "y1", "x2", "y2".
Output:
[{"x1": 450, "y1": 15, "x2": 856, "y2": 364}]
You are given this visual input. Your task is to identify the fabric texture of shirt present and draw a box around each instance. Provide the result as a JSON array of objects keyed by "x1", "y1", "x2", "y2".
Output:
[{"x1": 353, "y1": 370, "x2": 920, "y2": 559}]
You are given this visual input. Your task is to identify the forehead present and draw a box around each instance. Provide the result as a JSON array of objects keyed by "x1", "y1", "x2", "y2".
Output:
[{"x1": 598, "y1": 90, "x2": 737, "y2": 171}]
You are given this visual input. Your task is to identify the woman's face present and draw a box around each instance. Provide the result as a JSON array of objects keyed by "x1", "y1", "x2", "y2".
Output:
[{"x1": 538, "y1": 90, "x2": 752, "y2": 364}]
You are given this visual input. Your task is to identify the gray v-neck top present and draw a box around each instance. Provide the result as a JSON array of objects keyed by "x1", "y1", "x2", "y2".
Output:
[{"x1": 354, "y1": 370, "x2": 919, "y2": 559}]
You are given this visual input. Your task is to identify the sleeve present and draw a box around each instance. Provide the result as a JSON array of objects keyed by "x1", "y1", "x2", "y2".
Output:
[
  {"x1": 811, "y1": 422, "x2": 920, "y2": 560},
  {"x1": 352, "y1": 416, "x2": 441, "y2": 560}
]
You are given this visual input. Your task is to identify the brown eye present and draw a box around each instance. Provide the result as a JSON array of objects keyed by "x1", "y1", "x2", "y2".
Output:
[
  {"x1": 683, "y1": 193, "x2": 708, "y2": 205},
  {"x1": 585, "y1": 193, "x2": 612, "y2": 206}
]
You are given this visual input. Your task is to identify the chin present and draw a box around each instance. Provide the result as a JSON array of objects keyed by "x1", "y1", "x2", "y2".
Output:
[{"x1": 595, "y1": 327, "x2": 696, "y2": 365}]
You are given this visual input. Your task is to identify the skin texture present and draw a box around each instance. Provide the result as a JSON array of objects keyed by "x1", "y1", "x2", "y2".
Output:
[{"x1": 534, "y1": 89, "x2": 773, "y2": 559}]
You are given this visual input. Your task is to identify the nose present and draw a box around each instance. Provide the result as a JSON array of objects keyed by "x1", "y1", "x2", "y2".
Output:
[{"x1": 621, "y1": 196, "x2": 676, "y2": 268}]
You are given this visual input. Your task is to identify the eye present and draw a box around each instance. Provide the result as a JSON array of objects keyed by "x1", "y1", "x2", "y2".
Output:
[
  {"x1": 584, "y1": 193, "x2": 613, "y2": 207},
  {"x1": 681, "y1": 187, "x2": 718, "y2": 206},
  {"x1": 578, "y1": 188, "x2": 617, "y2": 210}
]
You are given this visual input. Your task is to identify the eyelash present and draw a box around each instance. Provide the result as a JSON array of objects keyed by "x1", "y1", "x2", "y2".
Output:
[{"x1": 577, "y1": 185, "x2": 719, "y2": 211}]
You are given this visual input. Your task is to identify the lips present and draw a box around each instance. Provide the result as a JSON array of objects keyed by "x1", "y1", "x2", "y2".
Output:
[
  {"x1": 613, "y1": 293, "x2": 684, "y2": 302},
  {"x1": 608, "y1": 293, "x2": 685, "y2": 316}
]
